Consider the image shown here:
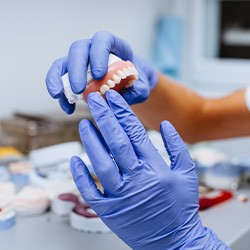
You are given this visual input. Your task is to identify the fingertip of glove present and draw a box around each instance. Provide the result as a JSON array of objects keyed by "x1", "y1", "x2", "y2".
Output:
[
  {"x1": 160, "y1": 121, "x2": 182, "y2": 147},
  {"x1": 70, "y1": 156, "x2": 79, "y2": 166},
  {"x1": 79, "y1": 119, "x2": 91, "y2": 133},
  {"x1": 105, "y1": 89, "x2": 119, "y2": 102},
  {"x1": 160, "y1": 120, "x2": 171, "y2": 130},
  {"x1": 70, "y1": 156, "x2": 81, "y2": 173},
  {"x1": 122, "y1": 80, "x2": 149, "y2": 105},
  {"x1": 71, "y1": 82, "x2": 85, "y2": 94},
  {"x1": 70, "y1": 156, "x2": 87, "y2": 179},
  {"x1": 45, "y1": 77, "x2": 63, "y2": 99},
  {"x1": 87, "y1": 92, "x2": 108, "y2": 114},
  {"x1": 87, "y1": 92, "x2": 102, "y2": 104},
  {"x1": 65, "y1": 107, "x2": 75, "y2": 115},
  {"x1": 160, "y1": 121, "x2": 174, "y2": 140},
  {"x1": 91, "y1": 67, "x2": 107, "y2": 80},
  {"x1": 59, "y1": 99, "x2": 75, "y2": 115},
  {"x1": 62, "y1": 105, "x2": 75, "y2": 115}
]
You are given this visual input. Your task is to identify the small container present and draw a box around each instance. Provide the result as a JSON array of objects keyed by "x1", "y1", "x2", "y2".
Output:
[
  {"x1": 51, "y1": 193, "x2": 79, "y2": 217},
  {"x1": 70, "y1": 203, "x2": 110, "y2": 233},
  {"x1": 203, "y1": 162, "x2": 241, "y2": 190},
  {"x1": 199, "y1": 190, "x2": 233, "y2": 210}
]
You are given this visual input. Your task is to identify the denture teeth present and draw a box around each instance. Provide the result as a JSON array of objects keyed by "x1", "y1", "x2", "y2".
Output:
[
  {"x1": 112, "y1": 74, "x2": 121, "y2": 84},
  {"x1": 134, "y1": 74, "x2": 138, "y2": 80},
  {"x1": 128, "y1": 66, "x2": 138, "y2": 76},
  {"x1": 117, "y1": 70, "x2": 126, "y2": 79},
  {"x1": 128, "y1": 66, "x2": 135, "y2": 76},
  {"x1": 100, "y1": 84, "x2": 110, "y2": 94},
  {"x1": 123, "y1": 68, "x2": 130, "y2": 76},
  {"x1": 133, "y1": 67, "x2": 139, "y2": 75},
  {"x1": 107, "y1": 80, "x2": 115, "y2": 88},
  {"x1": 130, "y1": 67, "x2": 135, "y2": 74},
  {"x1": 128, "y1": 66, "x2": 135, "y2": 75},
  {"x1": 125, "y1": 80, "x2": 135, "y2": 88}
]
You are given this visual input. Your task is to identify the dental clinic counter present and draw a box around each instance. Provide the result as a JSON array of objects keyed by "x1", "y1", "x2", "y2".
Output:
[
  {"x1": 1, "y1": 191, "x2": 250, "y2": 250},
  {"x1": 0, "y1": 213, "x2": 130, "y2": 250},
  {"x1": 1, "y1": 138, "x2": 250, "y2": 250},
  {"x1": 200, "y1": 188, "x2": 250, "y2": 250},
  {"x1": 200, "y1": 137, "x2": 250, "y2": 250}
]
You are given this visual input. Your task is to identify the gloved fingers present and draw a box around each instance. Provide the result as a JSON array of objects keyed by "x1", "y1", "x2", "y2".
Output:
[
  {"x1": 79, "y1": 119, "x2": 122, "y2": 193},
  {"x1": 45, "y1": 57, "x2": 67, "y2": 99},
  {"x1": 87, "y1": 92, "x2": 139, "y2": 175},
  {"x1": 121, "y1": 78, "x2": 150, "y2": 105},
  {"x1": 160, "y1": 121, "x2": 195, "y2": 174},
  {"x1": 70, "y1": 156, "x2": 104, "y2": 206},
  {"x1": 134, "y1": 55, "x2": 159, "y2": 91},
  {"x1": 120, "y1": 55, "x2": 151, "y2": 105},
  {"x1": 59, "y1": 93, "x2": 75, "y2": 114},
  {"x1": 46, "y1": 57, "x2": 75, "y2": 114},
  {"x1": 67, "y1": 39, "x2": 91, "y2": 94},
  {"x1": 89, "y1": 31, "x2": 133, "y2": 80},
  {"x1": 106, "y1": 90, "x2": 157, "y2": 159}
]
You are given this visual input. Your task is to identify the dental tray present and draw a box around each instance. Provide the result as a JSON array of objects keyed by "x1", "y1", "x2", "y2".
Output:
[{"x1": 0, "y1": 108, "x2": 91, "y2": 154}]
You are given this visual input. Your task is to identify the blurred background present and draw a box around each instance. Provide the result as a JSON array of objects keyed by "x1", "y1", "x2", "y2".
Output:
[
  {"x1": 1, "y1": 0, "x2": 250, "y2": 118},
  {"x1": 1, "y1": 1, "x2": 250, "y2": 249}
]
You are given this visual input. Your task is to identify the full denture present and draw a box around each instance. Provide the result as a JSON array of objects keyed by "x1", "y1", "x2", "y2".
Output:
[
  {"x1": 62, "y1": 54, "x2": 139, "y2": 104},
  {"x1": 83, "y1": 60, "x2": 138, "y2": 100}
]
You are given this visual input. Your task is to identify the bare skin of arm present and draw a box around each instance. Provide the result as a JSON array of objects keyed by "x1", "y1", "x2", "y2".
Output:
[{"x1": 132, "y1": 73, "x2": 250, "y2": 143}]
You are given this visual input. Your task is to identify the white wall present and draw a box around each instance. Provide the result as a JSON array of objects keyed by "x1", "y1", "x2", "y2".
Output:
[{"x1": 0, "y1": 0, "x2": 161, "y2": 118}]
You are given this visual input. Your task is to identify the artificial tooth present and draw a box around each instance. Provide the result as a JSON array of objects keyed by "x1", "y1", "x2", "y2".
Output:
[
  {"x1": 100, "y1": 84, "x2": 110, "y2": 94},
  {"x1": 125, "y1": 80, "x2": 134, "y2": 88},
  {"x1": 112, "y1": 74, "x2": 121, "y2": 84},
  {"x1": 133, "y1": 67, "x2": 139, "y2": 75},
  {"x1": 129, "y1": 67, "x2": 136, "y2": 76},
  {"x1": 130, "y1": 67, "x2": 136, "y2": 75},
  {"x1": 107, "y1": 79, "x2": 115, "y2": 88},
  {"x1": 123, "y1": 68, "x2": 130, "y2": 76},
  {"x1": 117, "y1": 70, "x2": 126, "y2": 79}
]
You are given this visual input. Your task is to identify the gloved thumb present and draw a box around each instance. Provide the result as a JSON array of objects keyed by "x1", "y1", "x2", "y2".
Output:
[{"x1": 160, "y1": 121, "x2": 195, "y2": 174}]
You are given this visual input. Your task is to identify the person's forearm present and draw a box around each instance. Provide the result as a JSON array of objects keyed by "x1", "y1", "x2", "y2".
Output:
[{"x1": 132, "y1": 73, "x2": 250, "y2": 143}]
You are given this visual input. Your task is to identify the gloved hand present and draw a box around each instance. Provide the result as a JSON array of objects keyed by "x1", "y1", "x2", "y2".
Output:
[
  {"x1": 71, "y1": 90, "x2": 230, "y2": 250},
  {"x1": 45, "y1": 31, "x2": 158, "y2": 114}
]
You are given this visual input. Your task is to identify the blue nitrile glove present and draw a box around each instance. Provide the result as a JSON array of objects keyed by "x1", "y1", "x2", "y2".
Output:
[
  {"x1": 70, "y1": 90, "x2": 230, "y2": 250},
  {"x1": 45, "y1": 31, "x2": 158, "y2": 114}
]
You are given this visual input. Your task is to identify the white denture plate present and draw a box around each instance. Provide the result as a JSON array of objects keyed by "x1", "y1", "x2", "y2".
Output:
[{"x1": 62, "y1": 54, "x2": 122, "y2": 104}]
